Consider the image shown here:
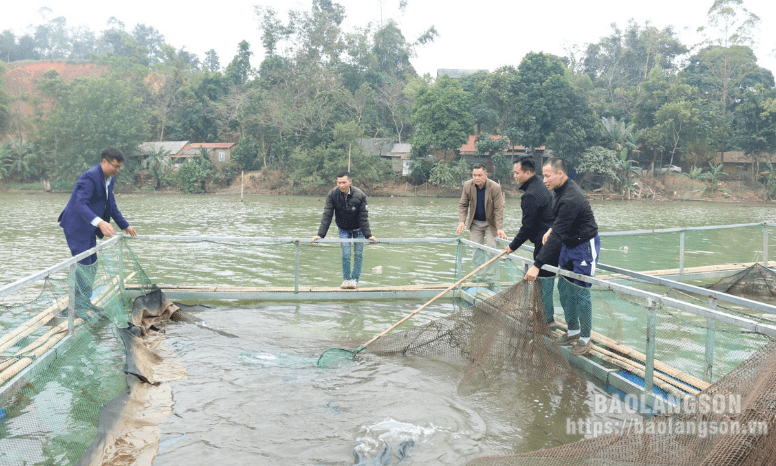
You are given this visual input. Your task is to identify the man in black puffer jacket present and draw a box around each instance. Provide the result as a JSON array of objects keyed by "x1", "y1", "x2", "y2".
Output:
[
  {"x1": 505, "y1": 156, "x2": 557, "y2": 326},
  {"x1": 524, "y1": 158, "x2": 600, "y2": 356},
  {"x1": 313, "y1": 170, "x2": 376, "y2": 289}
]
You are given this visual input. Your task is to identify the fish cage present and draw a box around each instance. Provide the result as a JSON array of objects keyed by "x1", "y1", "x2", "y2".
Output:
[{"x1": 2, "y1": 224, "x2": 776, "y2": 465}]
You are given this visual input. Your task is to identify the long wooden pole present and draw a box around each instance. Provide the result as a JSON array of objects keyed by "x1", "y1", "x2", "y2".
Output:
[{"x1": 360, "y1": 251, "x2": 508, "y2": 350}]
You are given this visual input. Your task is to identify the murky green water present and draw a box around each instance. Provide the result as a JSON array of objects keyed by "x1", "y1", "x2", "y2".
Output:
[{"x1": 1, "y1": 192, "x2": 774, "y2": 464}]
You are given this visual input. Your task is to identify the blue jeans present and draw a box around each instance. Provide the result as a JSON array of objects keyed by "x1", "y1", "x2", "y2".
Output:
[{"x1": 339, "y1": 228, "x2": 364, "y2": 281}]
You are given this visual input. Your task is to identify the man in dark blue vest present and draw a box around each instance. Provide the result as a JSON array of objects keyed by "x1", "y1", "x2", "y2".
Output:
[{"x1": 59, "y1": 147, "x2": 137, "y2": 312}]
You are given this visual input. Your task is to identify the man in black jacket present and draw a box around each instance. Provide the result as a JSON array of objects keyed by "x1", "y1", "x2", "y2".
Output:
[
  {"x1": 505, "y1": 157, "x2": 557, "y2": 325},
  {"x1": 313, "y1": 170, "x2": 376, "y2": 289},
  {"x1": 524, "y1": 158, "x2": 600, "y2": 355}
]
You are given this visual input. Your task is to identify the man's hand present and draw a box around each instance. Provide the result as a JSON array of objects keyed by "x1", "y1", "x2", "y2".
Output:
[
  {"x1": 368, "y1": 236, "x2": 377, "y2": 243},
  {"x1": 124, "y1": 226, "x2": 137, "y2": 237},
  {"x1": 497, "y1": 229, "x2": 508, "y2": 240},
  {"x1": 542, "y1": 228, "x2": 552, "y2": 245},
  {"x1": 524, "y1": 265, "x2": 540, "y2": 281},
  {"x1": 456, "y1": 222, "x2": 466, "y2": 235},
  {"x1": 505, "y1": 245, "x2": 514, "y2": 254},
  {"x1": 311, "y1": 235, "x2": 322, "y2": 243},
  {"x1": 98, "y1": 221, "x2": 115, "y2": 238}
]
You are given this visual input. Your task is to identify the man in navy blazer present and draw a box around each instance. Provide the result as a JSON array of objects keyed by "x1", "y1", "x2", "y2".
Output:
[{"x1": 59, "y1": 146, "x2": 137, "y2": 311}]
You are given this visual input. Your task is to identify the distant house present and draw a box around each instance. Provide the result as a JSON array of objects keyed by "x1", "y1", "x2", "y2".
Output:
[
  {"x1": 135, "y1": 141, "x2": 188, "y2": 169},
  {"x1": 356, "y1": 138, "x2": 411, "y2": 175},
  {"x1": 173, "y1": 142, "x2": 236, "y2": 165},
  {"x1": 390, "y1": 143, "x2": 412, "y2": 175},
  {"x1": 457, "y1": 135, "x2": 546, "y2": 162},
  {"x1": 722, "y1": 151, "x2": 776, "y2": 176}
]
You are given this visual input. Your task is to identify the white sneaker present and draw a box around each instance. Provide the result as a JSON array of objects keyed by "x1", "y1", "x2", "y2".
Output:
[
  {"x1": 340, "y1": 280, "x2": 350, "y2": 289},
  {"x1": 351, "y1": 280, "x2": 358, "y2": 289}
]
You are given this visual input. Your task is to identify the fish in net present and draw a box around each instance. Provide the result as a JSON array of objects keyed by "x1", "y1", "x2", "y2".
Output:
[{"x1": 363, "y1": 280, "x2": 571, "y2": 395}]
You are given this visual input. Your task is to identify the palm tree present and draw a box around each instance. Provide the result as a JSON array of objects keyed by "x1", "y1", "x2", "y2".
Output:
[
  {"x1": 2, "y1": 139, "x2": 39, "y2": 182},
  {"x1": 601, "y1": 117, "x2": 639, "y2": 155},
  {"x1": 614, "y1": 149, "x2": 641, "y2": 199}
]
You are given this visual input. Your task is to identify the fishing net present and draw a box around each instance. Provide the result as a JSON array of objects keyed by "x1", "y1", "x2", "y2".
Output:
[
  {"x1": 0, "y1": 242, "x2": 187, "y2": 466},
  {"x1": 466, "y1": 337, "x2": 776, "y2": 466},
  {"x1": 364, "y1": 280, "x2": 572, "y2": 395},
  {"x1": 707, "y1": 263, "x2": 776, "y2": 297}
]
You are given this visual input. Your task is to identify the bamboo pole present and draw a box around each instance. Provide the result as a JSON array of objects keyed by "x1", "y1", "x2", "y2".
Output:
[
  {"x1": 554, "y1": 322, "x2": 710, "y2": 391},
  {"x1": 0, "y1": 270, "x2": 135, "y2": 362},
  {"x1": 590, "y1": 343, "x2": 700, "y2": 397},
  {"x1": 0, "y1": 296, "x2": 69, "y2": 354},
  {"x1": 0, "y1": 318, "x2": 83, "y2": 385}
]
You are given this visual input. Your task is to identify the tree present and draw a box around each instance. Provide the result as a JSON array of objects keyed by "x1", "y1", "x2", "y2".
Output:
[
  {"x1": 732, "y1": 84, "x2": 776, "y2": 179},
  {"x1": 375, "y1": 80, "x2": 411, "y2": 143},
  {"x1": 132, "y1": 24, "x2": 165, "y2": 65},
  {"x1": 2, "y1": 138, "x2": 40, "y2": 182},
  {"x1": 690, "y1": 0, "x2": 766, "y2": 162},
  {"x1": 701, "y1": 161, "x2": 727, "y2": 192},
  {"x1": 38, "y1": 75, "x2": 148, "y2": 182},
  {"x1": 511, "y1": 52, "x2": 598, "y2": 168},
  {"x1": 175, "y1": 150, "x2": 213, "y2": 193},
  {"x1": 576, "y1": 146, "x2": 619, "y2": 189},
  {"x1": 289, "y1": 121, "x2": 390, "y2": 187},
  {"x1": 410, "y1": 75, "x2": 474, "y2": 156},
  {"x1": 0, "y1": 61, "x2": 9, "y2": 135},
  {"x1": 204, "y1": 49, "x2": 220, "y2": 72},
  {"x1": 372, "y1": 20, "x2": 419, "y2": 80},
  {"x1": 225, "y1": 40, "x2": 253, "y2": 86}
]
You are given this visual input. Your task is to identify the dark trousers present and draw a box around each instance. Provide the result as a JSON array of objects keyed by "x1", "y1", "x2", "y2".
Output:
[{"x1": 64, "y1": 231, "x2": 98, "y2": 309}]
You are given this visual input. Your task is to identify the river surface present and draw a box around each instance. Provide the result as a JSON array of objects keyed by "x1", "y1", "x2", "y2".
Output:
[{"x1": 1, "y1": 192, "x2": 774, "y2": 465}]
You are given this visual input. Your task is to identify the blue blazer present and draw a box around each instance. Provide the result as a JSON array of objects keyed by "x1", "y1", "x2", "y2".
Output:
[{"x1": 59, "y1": 164, "x2": 129, "y2": 243}]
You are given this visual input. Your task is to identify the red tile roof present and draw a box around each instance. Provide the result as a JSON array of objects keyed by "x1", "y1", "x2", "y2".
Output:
[{"x1": 458, "y1": 135, "x2": 543, "y2": 153}]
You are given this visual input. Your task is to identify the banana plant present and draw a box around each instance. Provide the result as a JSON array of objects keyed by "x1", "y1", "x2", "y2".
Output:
[{"x1": 700, "y1": 162, "x2": 727, "y2": 192}]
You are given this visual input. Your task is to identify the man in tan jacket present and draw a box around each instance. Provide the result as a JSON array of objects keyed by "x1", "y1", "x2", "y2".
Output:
[{"x1": 457, "y1": 163, "x2": 508, "y2": 285}]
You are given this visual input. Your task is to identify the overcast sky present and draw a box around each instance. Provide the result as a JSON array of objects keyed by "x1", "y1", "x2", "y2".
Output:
[{"x1": 3, "y1": 0, "x2": 775, "y2": 76}]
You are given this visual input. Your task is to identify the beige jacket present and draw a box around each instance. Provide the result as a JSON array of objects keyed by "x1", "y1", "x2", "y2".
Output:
[{"x1": 458, "y1": 178, "x2": 504, "y2": 235}]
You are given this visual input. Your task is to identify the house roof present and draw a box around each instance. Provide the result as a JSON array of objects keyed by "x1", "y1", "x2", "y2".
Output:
[
  {"x1": 136, "y1": 141, "x2": 189, "y2": 156},
  {"x1": 176, "y1": 142, "x2": 236, "y2": 156},
  {"x1": 389, "y1": 143, "x2": 412, "y2": 155},
  {"x1": 723, "y1": 151, "x2": 776, "y2": 164},
  {"x1": 356, "y1": 138, "x2": 394, "y2": 156},
  {"x1": 458, "y1": 135, "x2": 544, "y2": 154}
]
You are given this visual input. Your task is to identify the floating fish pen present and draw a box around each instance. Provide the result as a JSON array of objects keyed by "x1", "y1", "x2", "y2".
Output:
[{"x1": 2, "y1": 223, "x2": 776, "y2": 465}]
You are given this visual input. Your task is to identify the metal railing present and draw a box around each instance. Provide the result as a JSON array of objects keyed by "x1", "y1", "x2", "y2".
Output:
[{"x1": 3, "y1": 227, "x2": 776, "y2": 405}]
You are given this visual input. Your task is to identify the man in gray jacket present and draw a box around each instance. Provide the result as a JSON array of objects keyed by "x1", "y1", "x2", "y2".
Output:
[
  {"x1": 457, "y1": 163, "x2": 508, "y2": 286},
  {"x1": 313, "y1": 170, "x2": 376, "y2": 289}
]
